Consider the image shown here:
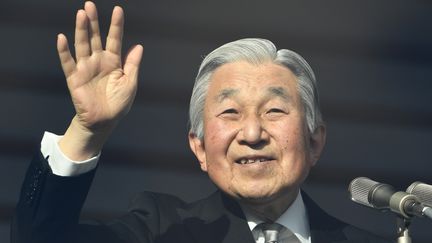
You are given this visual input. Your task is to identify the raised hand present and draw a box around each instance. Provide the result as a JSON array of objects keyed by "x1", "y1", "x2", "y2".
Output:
[{"x1": 57, "y1": 2, "x2": 143, "y2": 160}]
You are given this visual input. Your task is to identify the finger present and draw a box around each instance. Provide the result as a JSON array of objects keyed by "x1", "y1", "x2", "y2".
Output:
[
  {"x1": 57, "y1": 34, "x2": 76, "y2": 78},
  {"x1": 74, "y1": 9, "x2": 91, "y2": 59},
  {"x1": 84, "y1": 1, "x2": 102, "y2": 52},
  {"x1": 123, "y1": 44, "x2": 143, "y2": 82},
  {"x1": 106, "y1": 6, "x2": 124, "y2": 56}
]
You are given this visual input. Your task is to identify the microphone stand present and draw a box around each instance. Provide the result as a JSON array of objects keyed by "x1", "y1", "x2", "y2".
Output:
[
  {"x1": 396, "y1": 216, "x2": 412, "y2": 243},
  {"x1": 395, "y1": 205, "x2": 432, "y2": 242}
]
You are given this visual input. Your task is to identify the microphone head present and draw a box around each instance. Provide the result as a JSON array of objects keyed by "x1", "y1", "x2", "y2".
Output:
[
  {"x1": 349, "y1": 177, "x2": 379, "y2": 207},
  {"x1": 349, "y1": 177, "x2": 396, "y2": 209},
  {"x1": 406, "y1": 182, "x2": 432, "y2": 207}
]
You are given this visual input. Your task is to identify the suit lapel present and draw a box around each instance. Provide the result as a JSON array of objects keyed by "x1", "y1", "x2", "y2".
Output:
[
  {"x1": 182, "y1": 190, "x2": 351, "y2": 243},
  {"x1": 302, "y1": 191, "x2": 348, "y2": 243},
  {"x1": 182, "y1": 191, "x2": 255, "y2": 243}
]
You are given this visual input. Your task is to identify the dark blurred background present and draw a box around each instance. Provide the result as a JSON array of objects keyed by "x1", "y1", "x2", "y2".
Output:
[{"x1": 1, "y1": 0, "x2": 431, "y2": 242}]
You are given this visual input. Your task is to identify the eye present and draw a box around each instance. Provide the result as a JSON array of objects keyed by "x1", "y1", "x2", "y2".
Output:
[
  {"x1": 222, "y1": 108, "x2": 238, "y2": 114},
  {"x1": 265, "y1": 108, "x2": 287, "y2": 119},
  {"x1": 267, "y1": 108, "x2": 285, "y2": 113},
  {"x1": 218, "y1": 108, "x2": 240, "y2": 120}
]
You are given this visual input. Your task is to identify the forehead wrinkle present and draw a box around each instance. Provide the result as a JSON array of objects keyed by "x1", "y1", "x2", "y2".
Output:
[{"x1": 214, "y1": 88, "x2": 239, "y2": 103}]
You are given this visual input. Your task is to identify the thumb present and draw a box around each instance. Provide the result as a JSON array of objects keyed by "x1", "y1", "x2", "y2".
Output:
[{"x1": 123, "y1": 44, "x2": 143, "y2": 81}]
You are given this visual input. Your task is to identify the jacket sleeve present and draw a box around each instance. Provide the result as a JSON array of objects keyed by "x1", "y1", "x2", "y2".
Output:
[{"x1": 10, "y1": 150, "x2": 126, "y2": 243}]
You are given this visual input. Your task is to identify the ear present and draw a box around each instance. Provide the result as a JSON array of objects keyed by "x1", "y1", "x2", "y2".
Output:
[
  {"x1": 308, "y1": 124, "x2": 326, "y2": 166},
  {"x1": 188, "y1": 132, "x2": 208, "y2": 172}
]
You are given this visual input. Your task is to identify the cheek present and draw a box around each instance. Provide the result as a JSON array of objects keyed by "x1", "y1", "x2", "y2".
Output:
[
  {"x1": 275, "y1": 122, "x2": 309, "y2": 159},
  {"x1": 205, "y1": 119, "x2": 238, "y2": 145},
  {"x1": 203, "y1": 119, "x2": 239, "y2": 171},
  {"x1": 203, "y1": 121, "x2": 234, "y2": 181},
  {"x1": 206, "y1": 122, "x2": 223, "y2": 144}
]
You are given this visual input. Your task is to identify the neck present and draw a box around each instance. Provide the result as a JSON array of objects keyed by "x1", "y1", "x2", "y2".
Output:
[{"x1": 240, "y1": 189, "x2": 300, "y2": 222}]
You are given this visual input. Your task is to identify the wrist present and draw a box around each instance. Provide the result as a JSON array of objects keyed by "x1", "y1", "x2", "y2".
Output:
[{"x1": 58, "y1": 116, "x2": 114, "y2": 161}]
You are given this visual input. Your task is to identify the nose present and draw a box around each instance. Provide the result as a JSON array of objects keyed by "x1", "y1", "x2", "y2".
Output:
[{"x1": 237, "y1": 114, "x2": 269, "y2": 146}]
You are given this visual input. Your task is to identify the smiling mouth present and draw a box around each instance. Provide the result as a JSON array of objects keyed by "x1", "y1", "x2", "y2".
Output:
[{"x1": 235, "y1": 157, "x2": 274, "y2": 165}]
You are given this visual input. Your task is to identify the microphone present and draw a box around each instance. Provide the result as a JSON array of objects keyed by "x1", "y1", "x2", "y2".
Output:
[
  {"x1": 406, "y1": 181, "x2": 432, "y2": 219},
  {"x1": 348, "y1": 177, "x2": 425, "y2": 218},
  {"x1": 406, "y1": 182, "x2": 432, "y2": 206}
]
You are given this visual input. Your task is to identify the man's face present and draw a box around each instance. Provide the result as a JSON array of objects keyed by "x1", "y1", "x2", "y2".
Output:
[{"x1": 189, "y1": 61, "x2": 325, "y2": 205}]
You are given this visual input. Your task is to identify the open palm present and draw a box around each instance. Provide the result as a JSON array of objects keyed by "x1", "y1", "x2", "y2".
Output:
[{"x1": 57, "y1": 2, "x2": 143, "y2": 131}]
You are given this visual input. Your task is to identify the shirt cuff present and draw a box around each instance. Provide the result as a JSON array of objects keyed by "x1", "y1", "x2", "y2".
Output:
[{"x1": 41, "y1": 131, "x2": 100, "y2": 176}]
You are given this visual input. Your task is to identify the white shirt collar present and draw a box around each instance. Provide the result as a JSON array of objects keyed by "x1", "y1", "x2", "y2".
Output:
[{"x1": 241, "y1": 191, "x2": 311, "y2": 243}]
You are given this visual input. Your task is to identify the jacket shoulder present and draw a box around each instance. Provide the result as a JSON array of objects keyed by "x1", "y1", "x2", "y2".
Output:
[
  {"x1": 109, "y1": 191, "x2": 217, "y2": 243},
  {"x1": 302, "y1": 191, "x2": 392, "y2": 243},
  {"x1": 342, "y1": 225, "x2": 393, "y2": 243}
]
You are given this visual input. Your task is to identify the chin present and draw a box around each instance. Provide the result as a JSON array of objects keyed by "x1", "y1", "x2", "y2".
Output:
[
  {"x1": 230, "y1": 183, "x2": 300, "y2": 206},
  {"x1": 231, "y1": 188, "x2": 280, "y2": 204}
]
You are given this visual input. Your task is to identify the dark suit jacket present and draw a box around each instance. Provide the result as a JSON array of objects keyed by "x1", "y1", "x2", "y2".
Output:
[{"x1": 11, "y1": 151, "x2": 392, "y2": 243}]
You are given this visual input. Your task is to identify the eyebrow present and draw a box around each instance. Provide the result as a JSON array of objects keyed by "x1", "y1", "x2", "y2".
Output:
[
  {"x1": 215, "y1": 88, "x2": 239, "y2": 103},
  {"x1": 214, "y1": 86, "x2": 292, "y2": 103},
  {"x1": 266, "y1": 86, "x2": 292, "y2": 101}
]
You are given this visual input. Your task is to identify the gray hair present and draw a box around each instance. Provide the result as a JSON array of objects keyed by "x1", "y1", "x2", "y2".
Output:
[{"x1": 189, "y1": 38, "x2": 322, "y2": 140}]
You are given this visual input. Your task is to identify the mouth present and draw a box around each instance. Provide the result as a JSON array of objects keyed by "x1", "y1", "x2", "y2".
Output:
[{"x1": 235, "y1": 156, "x2": 275, "y2": 165}]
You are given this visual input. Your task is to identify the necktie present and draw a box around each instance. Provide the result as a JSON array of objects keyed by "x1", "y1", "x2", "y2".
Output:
[
  {"x1": 261, "y1": 223, "x2": 283, "y2": 243},
  {"x1": 257, "y1": 222, "x2": 301, "y2": 243}
]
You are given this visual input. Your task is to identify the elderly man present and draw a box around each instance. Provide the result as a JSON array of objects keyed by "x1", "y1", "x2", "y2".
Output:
[{"x1": 12, "y1": 2, "x2": 390, "y2": 243}]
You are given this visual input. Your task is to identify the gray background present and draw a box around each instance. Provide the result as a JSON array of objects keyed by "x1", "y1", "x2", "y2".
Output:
[{"x1": 1, "y1": 0, "x2": 431, "y2": 242}]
